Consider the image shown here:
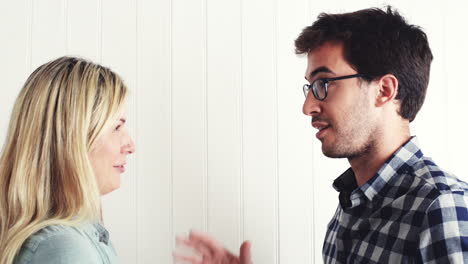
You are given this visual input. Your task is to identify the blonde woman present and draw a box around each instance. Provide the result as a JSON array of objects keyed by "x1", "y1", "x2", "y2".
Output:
[{"x1": 0, "y1": 56, "x2": 135, "y2": 263}]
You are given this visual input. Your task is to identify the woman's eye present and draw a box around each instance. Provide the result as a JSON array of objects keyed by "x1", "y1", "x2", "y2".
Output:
[{"x1": 114, "y1": 125, "x2": 122, "y2": 131}]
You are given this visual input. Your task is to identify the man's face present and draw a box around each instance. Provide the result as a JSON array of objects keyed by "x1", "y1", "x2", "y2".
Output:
[{"x1": 302, "y1": 42, "x2": 378, "y2": 159}]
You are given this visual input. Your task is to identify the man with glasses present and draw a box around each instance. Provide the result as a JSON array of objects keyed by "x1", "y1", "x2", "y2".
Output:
[{"x1": 175, "y1": 6, "x2": 468, "y2": 263}]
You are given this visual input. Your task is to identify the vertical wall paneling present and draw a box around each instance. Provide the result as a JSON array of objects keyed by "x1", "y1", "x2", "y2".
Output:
[
  {"x1": 241, "y1": 0, "x2": 277, "y2": 262},
  {"x1": 67, "y1": 0, "x2": 100, "y2": 61},
  {"x1": 30, "y1": 0, "x2": 67, "y2": 69},
  {"x1": 239, "y1": 0, "x2": 246, "y2": 248},
  {"x1": 100, "y1": 0, "x2": 138, "y2": 262},
  {"x1": 445, "y1": 0, "x2": 468, "y2": 181},
  {"x1": 277, "y1": 0, "x2": 314, "y2": 262},
  {"x1": 274, "y1": 0, "x2": 280, "y2": 262},
  {"x1": 135, "y1": 0, "x2": 140, "y2": 262},
  {"x1": 0, "y1": 0, "x2": 31, "y2": 142},
  {"x1": 202, "y1": 0, "x2": 208, "y2": 235},
  {"x1": 172, "y1": 0, "x2": 206, "y2": 235},
  {"x1": 64, "y1": 0, "x2": 68, "y2": 53},
  {"x1": 205, "y1": 0, "x2": 242, "y2": 252},
  {"x1": 27, "y1": 0, "x2": 33, "y2": 70},
  {"x1": 98, "y1": 0, "x2": 103, "y2": 62},
  {"x1": 135, "y1": 2, "x2": 140, "y2": 261},
  {"x1": 136, "y1": 0, "x2": 173, "y2": 261},
  {"x1": 405, "y1": 2, "x2": 449, "y2": 170}
]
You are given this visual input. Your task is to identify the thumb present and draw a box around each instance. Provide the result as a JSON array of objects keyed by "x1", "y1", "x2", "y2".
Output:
[{"x1": 239, "y1": 241, "x2": 252, "y2": 264}]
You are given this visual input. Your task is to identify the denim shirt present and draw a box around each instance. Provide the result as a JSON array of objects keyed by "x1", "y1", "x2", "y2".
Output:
[{"x1": 14, "y1": 223, "x2": 118, "y2": 264}]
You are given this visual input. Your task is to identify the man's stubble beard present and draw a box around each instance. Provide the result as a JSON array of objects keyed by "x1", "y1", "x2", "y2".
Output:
[
  {"x1": 321, "y1": 125, "x2": 375, "y2": 159},
  {"x1": 321, "y1": 90, "x2": 376, "y2": 159}
]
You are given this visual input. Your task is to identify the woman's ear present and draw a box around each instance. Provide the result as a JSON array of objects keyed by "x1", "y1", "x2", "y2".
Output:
[{"x1": 375, "y1": 74, "x2": 399, "y2": 107}]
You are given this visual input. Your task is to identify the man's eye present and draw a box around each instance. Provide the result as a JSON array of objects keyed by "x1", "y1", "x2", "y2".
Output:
[{"x1": 325, "y1": 81, "x2": 335, "y2": 87}]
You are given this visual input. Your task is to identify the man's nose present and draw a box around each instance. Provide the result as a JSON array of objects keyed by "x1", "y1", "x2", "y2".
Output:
[{"x1": 302, "y1": 92, "x2": 321, "y2": 116}]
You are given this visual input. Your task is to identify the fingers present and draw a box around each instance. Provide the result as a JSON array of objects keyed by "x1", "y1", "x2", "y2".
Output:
[
  {"x1": 175, "y1": 230, "x2": 251, "y2": 264},
  {"x1": 173, "y1": 252, "x2": 202, "y2": 264},
  {"x1": 189, "y1": 230, "x2": 225, "y2": 251},
  {"x1": 239, "y1": 241, "x2": 252, "y2": 264},
  {"x1": 176, "y1": 235, "x2": 213, "y2": 258},
  {"x1": 175, "y1": 231, "x2": 227, "y2": 264},
  {"x1": 186, "y1": 230, "x2": 229, "y2": 258}
]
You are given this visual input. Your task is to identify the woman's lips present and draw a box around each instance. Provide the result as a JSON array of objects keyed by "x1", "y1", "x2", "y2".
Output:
[{"x1": 113, "y1": 165, "x2": 125, "y2": 173}]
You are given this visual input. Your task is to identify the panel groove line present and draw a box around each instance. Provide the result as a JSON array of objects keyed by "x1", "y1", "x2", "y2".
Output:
[
  {"x1": 169, "y1": 0, "x2": 175, "y2": 251},
  {"x1": 63, "y1": 0, "x2": 68, "y2": 53},
  {"x1": 273, "y1": 0, "x2": 280, "y2": 262},
  {"x1": 441, "y1": 0, "x2": 449, "y2": 166},
  {"x1": 134, "y1": 0, "x2": 140, "y2": 262},
  {"x1": 27, "y1": 0, "x2": 34, "y2": 71},
  {"x1": 97, "y1": 0, "x2": 102, "y2": 63},
  {"x1": 242, "y1": 0, "x2": 278, "y2": 260},
  {"x1": 202, "y1": 0, "x2": 209, "y2": 234},
  {"x1": 238, "y1": 0, "x2": 245, "y2": 247},
  {"x1": 442, "y1": 0, "x2": 456, "y2": 171},
  {"x1": 441, "y1": 1, "x2": 449, "y2": 170}
]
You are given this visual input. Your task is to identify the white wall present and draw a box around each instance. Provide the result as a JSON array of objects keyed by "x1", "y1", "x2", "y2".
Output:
[{"x1": 1, "y1": 0, "x2": 468, "y2": 263}]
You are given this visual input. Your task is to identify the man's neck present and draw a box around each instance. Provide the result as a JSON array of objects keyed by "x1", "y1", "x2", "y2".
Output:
[{"x1": 348, "y1": 130, "x2": 411, "y2": 187}]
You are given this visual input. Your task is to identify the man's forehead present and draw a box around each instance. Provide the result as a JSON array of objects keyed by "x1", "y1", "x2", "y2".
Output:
[{"x1": 304, "y1": 43, "x2": 350, "y2": 79}]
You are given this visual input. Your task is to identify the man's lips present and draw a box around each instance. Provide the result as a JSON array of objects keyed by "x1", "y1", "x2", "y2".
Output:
[
  {"x1": 312, "y1": 121, "x2": 331, "y2": 131},
  {"x1": 311, "y1": 121, "x2": 331, "y2": 139}
]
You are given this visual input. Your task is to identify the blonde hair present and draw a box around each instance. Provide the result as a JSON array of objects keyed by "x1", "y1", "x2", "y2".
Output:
[{"x1": 0, "y1": 56, "x2": 128, "y2": 263}]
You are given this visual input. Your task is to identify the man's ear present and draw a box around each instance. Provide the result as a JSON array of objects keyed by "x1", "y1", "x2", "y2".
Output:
[{"x1": 375, "y1": 74, "x2": 398, "y2": 107}]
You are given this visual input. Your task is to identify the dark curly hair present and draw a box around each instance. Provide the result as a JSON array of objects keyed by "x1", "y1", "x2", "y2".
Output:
[{"x1": 295, "y1": 6, "x2": 433, "y2": 122}]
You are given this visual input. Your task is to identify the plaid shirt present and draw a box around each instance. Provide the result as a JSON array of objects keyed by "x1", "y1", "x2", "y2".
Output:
[{"x1": 323, "y1": 137, "x2": 468, "y2": 263}]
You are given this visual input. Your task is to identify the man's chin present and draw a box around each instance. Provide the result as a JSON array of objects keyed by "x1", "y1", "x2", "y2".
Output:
[
  {"x1": 321, "y1": 143, "x2": 349, "y2": 159},
  {"x1": 322, "y1": 152, "x2": 348, "y2": 159}
]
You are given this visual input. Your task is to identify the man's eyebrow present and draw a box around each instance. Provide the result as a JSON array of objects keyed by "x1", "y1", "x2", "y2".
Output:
[{"x1": 305, "y1": 66, "x2": 334, "y2": 80}]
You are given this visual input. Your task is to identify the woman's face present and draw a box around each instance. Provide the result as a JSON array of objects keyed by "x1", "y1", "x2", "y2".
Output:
[{"x1": 90, "y1": 107, "x2": 135, "y2": 195}]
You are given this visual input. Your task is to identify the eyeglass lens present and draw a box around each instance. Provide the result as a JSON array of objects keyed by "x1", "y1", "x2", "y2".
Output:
[{"x1": 314, "y1": 80, "x2": 327, "y2": 100}]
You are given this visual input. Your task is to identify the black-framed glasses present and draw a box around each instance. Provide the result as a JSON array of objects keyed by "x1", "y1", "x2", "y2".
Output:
[{"x1": 303, "y1": 74, "x2": 365, "y2": 101}]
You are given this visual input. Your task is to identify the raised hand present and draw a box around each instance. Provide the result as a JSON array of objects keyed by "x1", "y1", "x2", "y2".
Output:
[{"x1": 174, "y1": 230, "x2": 252, "y2": 264}]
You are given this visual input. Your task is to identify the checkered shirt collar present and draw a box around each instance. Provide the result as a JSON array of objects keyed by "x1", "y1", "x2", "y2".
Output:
[{"x1": 333, "y1": 136, "x2": 424, "y2": 203}]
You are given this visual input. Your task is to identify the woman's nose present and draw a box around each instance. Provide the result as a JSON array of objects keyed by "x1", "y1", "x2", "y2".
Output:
[{"x1": 122, "y1": 137, "x2": 135, "y2": 154}]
